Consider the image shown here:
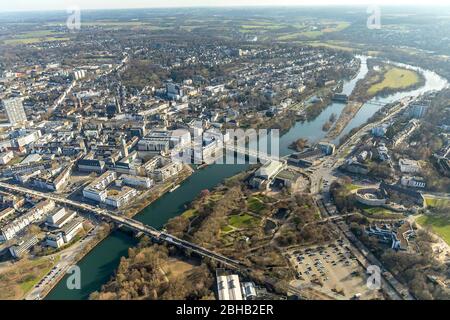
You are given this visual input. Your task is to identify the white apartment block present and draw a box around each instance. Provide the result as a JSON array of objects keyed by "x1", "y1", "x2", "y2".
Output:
[
  {"x1": 121, "y1": 174, "x2": 153, "y2": 189},
  {"x1": 2, "y1": 98, "x2": 27, "y2": 125},
  {"x1": 0, "y1": 200, "x2": 55, "y2": 241}
]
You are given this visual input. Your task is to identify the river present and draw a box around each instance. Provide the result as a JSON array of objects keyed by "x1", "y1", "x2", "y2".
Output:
[{"x1": 46, "y1": 56, "x2": 447, "y2": 300}]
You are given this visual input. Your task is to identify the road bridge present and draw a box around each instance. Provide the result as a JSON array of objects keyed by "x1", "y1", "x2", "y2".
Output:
[{"x1": 0, "y1": 182, "x2": 242, "y2": 269}]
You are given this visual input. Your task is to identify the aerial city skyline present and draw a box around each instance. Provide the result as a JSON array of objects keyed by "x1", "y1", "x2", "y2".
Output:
[{"x1": 0, "y1": 2, "x2": 449, "y2": 308}]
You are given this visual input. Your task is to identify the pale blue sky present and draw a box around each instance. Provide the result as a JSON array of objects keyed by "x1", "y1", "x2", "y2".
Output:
[{"x1": 0, "y1": 0, "x2": 445, "y2": 12}]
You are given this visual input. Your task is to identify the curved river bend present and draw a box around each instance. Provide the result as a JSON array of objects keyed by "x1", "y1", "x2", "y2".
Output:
[{"x1": 46, "y1": 57, "x2": 447, "y2": 300}]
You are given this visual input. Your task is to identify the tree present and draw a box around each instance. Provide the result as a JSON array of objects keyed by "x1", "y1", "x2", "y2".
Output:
[{"x1": 294, "y1": 138, "x2": 308, "y2": 151}]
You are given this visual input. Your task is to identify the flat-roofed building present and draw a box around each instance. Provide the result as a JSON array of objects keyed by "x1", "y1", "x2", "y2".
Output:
[
  {"x1": 61, "y1": 218, "x2": 84, "y2": 243},
  {"x1": 399, "y1": 158, "x2": 421, "y2": 173},
  {"x1": 9, "y1": 235, "x2": 38, "y2": 259},
  {"x1": 83, "y1": 170, "x2": 117, "y2": 202},
  {"x1": 46, "y1": 232, "x2": 65, "y2": 248},
  {"x1": 401, "y1": 176, "x2": 426, "y2": 188},
  {"x1": 46, "y1": 207, "x2": 77, "y2": 228},
  {"x1": 2, "y1": 97, "x2": 27, "y2": 125},
  {"x1": 153, "y1": 161, "x2": 183, "y2": 182},
  {"x1": 0, "y1": 207, "x2": 15, "y2": 222},
  {"x1": 0, "y1": 151, "x2": 14, "y2": 165},
  {"x1": 0, "y1": 200, "x2": 55, "y2": 241},
  {"x1": 121, "y1": 174, "x2": 153, "y2": 189},
  {"x1": 104, "y1": 186, "x2": 138, "y2": 208}
]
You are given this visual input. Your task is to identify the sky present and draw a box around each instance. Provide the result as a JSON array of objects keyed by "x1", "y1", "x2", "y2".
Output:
[{"x1": 0, "y1": 0, "x2": 448, "y2": 12}]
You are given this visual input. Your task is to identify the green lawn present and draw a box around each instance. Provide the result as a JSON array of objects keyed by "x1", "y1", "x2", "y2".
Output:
[
  {"x1": 247, "y1": 197, "x2": 266, "y2": 213},
  {"x1": 368, "y1": 67, "x2": 420, "y2": 96},
  {"x1": 306, "y1": 41, "x2": 355, "y2": 52},
  {"x1": 417, "y1": 215, "x2": 450, "y2": 245},
  {"x1": 18, "y1": 255, "x2": 60, "y2": 296},
  {"x1": 346, "y1": 184, "x2": 362, "y2": 191},
  {"x1": 221, "y1": 225, "x2": 234, "y2": 233},
  {"x1": 228, "y1": 213, "x2": 259, "y2": 229},
  {"x1": 4, "y1": 37, "x2": 70, "y2": 45},
  {"x1": 181, "y1": 209, "x2": 198, "y2": 219},
  {"x1": 425, "y1": 197, "x2": 450, "y2": 209},
  {"x1": 358, "y1": 204, "x2": 401, "y2": 219}
]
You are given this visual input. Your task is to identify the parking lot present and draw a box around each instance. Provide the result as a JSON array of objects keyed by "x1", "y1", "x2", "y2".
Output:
[{"x1": 286, "y1": 240, "x2": 382, "y2": 299}]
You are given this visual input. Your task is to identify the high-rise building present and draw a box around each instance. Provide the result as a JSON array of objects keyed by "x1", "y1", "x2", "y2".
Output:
[
  {"x1": 2, "y1": 98, "x2": 27, "y2": 125},
  {"x1": 409, "y1": 104, "x2": 428, "y2": 119}
]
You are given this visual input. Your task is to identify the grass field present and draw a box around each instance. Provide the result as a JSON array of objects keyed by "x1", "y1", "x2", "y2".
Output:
[
  {"x1": 247, "y1": 196, "x2": 266, "y2": 214},
  {"x1": 346, "y1": 184, "x2": 362, "y2": 191},
  {"x1": 425, "y1": 197, "x2": 450, "y2": 209},
  {"x1": 417, "y1": 215, "x2": 450, "y2": 245},
  {"x1": 306, "y1": 41, "x2": 355, "y2": 52},
  {"x1": 0, "y1": 255, "x2": 59, "y2": 300},
  {"x1": 3, "y1": 37, "x2": 70, "y2": 45},
  {"x1": 228, "y1": 213, "x2": 259, "y2": 229},
  {"x1": 277, "y1": 21, "x2": 350, "y2": 40},
  {"x1": 181, "y1": 209, "x2": 198, "y2": 219},
  {"x1": 358, "y1": 204, "x2": 401, "y2": 219},
  {"x1": 1, "y1": 29, "x2": 71, "y2": 45},
  {"x1": 368, "y1": 66, "x2": 421, "y2": 96}
]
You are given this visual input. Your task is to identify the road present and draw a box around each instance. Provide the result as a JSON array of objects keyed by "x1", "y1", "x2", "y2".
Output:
[
  {"x1": 0, "y1": 181, "x2": 243, "y2": 271},
  {"x1": 298, "y1": 96, "x2": 419, "y2": 300},
  {"x1": 24, "y1": 226, "x2": 101, "y2": 300}
]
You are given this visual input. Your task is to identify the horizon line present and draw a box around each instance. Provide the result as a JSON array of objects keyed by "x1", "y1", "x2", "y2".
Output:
[{"x1": 1, "y1": 3, "x2": 450, "y2": 14}]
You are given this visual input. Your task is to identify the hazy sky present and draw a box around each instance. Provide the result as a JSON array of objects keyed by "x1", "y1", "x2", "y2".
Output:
[{"x1": 1, "y1": 0, "x2": 447, "y2": 12}]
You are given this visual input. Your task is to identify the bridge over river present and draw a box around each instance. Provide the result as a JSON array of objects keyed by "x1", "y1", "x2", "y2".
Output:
[{"x1": 0, "y1": 181, "x2": 243, "y2": 269}]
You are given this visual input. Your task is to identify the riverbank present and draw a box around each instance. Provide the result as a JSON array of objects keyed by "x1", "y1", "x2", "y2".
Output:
[
  {"x1": 352, "y1": 59, "x2": 425, "y2": 102},
  {"x1": 326, "y1": 60, "x2": 425, "y2": 141},
  {"x1": 28, "y1": 224, "x2": 111, "y2": 300},
  {"x1": 326, "y1": 101, "x2": 363, "y2": 140},
  {"x1": 122, "y1": 165, "x2": 194, "y2": 219},
  {"x1": 35, "y1": 166, "x2": 195, "y2": 300}
]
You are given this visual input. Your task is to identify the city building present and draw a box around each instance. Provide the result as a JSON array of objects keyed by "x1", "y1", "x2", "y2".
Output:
[
  {"x1": 400, "y1": 176, "x2": 426, "y2": 188},
  {"x1": 32, "y1": 164, "x2": 73, "y2": 192},
  {"x1": 61, "y1": 218, "x2": 84, "y2": 243},
  {"x1": 255, "y1": 160, "x2": 285, "y2": 180},
  {"x1": 318, "y1": 142, "x2": 336, "y2": 155},
  {"x1": 372, "y1": 125, "x2": 388, "y2": 137},
  {"x1": 104, "y1": 186, "x2": 138, "y2": 208},
  {"x1": 83, "y1": 171, "x2": 117, "y2": 203},
  {"x1": 0, "y1": 207, "x2": 15, "y2": 222},
  {"x1": 250, "y1": 160, "x2": 286, "y2": 189},
  {"x1": 409, "y1": 104, "x2": 428, "y2": 119},
  {"x1": 241, "y1": 282, "x2": 257, "y2": 300},
  {"x1": 46, "y1": 207, "x2": 77, "y2": 228},
  {"x1": 2, "y1": 97, "x2": 27, "y2": 125},
  {"x1": 9, "y1": 235, "x2": 39, "y2": 258},
  {"x1": 78, "y1": 159, "x2": 106, "y2": 173},
  {"x1": 0, "y1": 200, "x2": 55, "y2": 241},
  {"x1": 153, "y1": 161, "x2": 183, "y2": 182},
  {"x1": 399, "y1": 158, "x2": 421, "y2": 173},
  {"x1": 0, "y1": 151, "x2": 14, "y2": 165},
  {"x1": 46, "y1": 232, "x2": 65, "y2": 248},
  {"x1": 121, "y1": 174, "x2": 153, "y2": 189}
]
